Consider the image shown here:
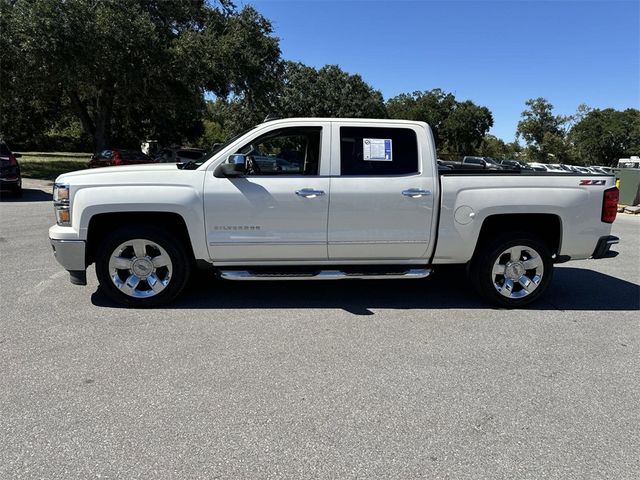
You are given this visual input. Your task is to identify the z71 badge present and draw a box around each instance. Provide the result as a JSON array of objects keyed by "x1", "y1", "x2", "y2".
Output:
[{"x1": 579, "y1": 179, "x2": 606, "y2": 186}]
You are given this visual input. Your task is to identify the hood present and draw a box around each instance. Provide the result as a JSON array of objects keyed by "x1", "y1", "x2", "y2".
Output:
[{"x1": 56, "y1": 163, "x2": 181, "y2": 183}]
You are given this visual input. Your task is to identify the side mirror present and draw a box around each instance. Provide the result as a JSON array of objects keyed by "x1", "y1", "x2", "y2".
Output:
[{"x1": 214, "y1": 154, "x2": 247, "y2": 178}]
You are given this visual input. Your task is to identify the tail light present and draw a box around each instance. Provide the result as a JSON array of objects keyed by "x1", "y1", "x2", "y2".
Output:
[
  {"x1": 8, "y1": 154, "x2": 18, "y2": 166},
  {"x1": 112, "y1": 151, "x2": 122, "y2": 166},
  {"x1": 601, "y1": 186, "x2": 619, "y2": 223}
]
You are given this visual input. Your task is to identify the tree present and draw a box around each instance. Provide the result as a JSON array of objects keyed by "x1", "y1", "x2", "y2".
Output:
[
  {"x1": 277, "y1": 62, "x2": 386, "y2": 118},
  {"x1": 570, "y1": 108, "x2": 640, "y2": 166},
  {"x1": 386, "y1": 89, "x2": 492, "y2": 156},
  {"x1": 516, "y1": 98, "x2": 572, "y2": 162},
  {"x1": 441, "y1": 101, "x2": 493, "y2": 156},
  {"x1": 1, "y1": 0, "x2": 281, "y2": 151},
  {"x1": 200, "y1": 61, "x2": 387, "y2": 139},
  {"x1": 386, "y1": 89, "x2": 456, "y2": 147},
  {"x1": 478, "y1": 135, "x2": 522, "y2": 160}
]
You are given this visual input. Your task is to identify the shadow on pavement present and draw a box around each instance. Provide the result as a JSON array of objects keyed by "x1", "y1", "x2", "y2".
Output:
[
  {"x1": 91, "y1": 265, "x2": 640, "y2": 313},
  {"x1": 0, "y1": 188, "x2": 53, "y2": 202}
]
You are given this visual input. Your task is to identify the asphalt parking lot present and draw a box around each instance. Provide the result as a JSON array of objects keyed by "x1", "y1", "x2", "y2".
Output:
[{"x1": 2, "y1": 179, "x2": 639, "y2": 479}]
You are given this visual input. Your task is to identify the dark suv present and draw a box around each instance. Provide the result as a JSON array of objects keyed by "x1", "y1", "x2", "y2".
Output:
[{"x1": 0, "y1": 141, "x2": 22, "y2": 197}]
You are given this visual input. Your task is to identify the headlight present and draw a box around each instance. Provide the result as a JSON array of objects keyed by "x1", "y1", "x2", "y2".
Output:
[
  {"x1": 53, "y1": 183, "x2": 71, "y2": 226},
  {"x1": 53, "y1": 183, "x2": 69, "y2": 202}
]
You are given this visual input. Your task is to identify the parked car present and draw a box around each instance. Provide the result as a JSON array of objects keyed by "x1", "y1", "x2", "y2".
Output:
[
  {"x1": 617, "y1": 157, "x2": 640, "y2": 169},
  {"x1": 462, "y1": 156, "x2": 504, "y2": 170},
  {"x1": 0, "y1": 141, "x2": 22, "y2": 196},
  {"x1": 88, "y1": 150, "x2": 154, "y2": 168},
  {"x1": 594, "y1": 166, "x2": 614, "y2": 175},
  {"x1": 500, "y1": 159, "x2": 532, "y2": 170},
  {"x1": 527, "y1": 162, "x2": 566, "y2": 173},
  {"x1": 49, "y1": 117, "x2": 619, "y2": 309},
  {"x1": 155, "y1": 147, "x2": 207, "y2": 165}
]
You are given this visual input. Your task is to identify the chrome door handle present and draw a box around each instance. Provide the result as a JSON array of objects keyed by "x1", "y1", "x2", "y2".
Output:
[
  {"x1": 402, "y1": 188, "x2": 432, "y2": 198},
  {"x1": 296, "y1": 189, "x2": 325, "y2": 198}
]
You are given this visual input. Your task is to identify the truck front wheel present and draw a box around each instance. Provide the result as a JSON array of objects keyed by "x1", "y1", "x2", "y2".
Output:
[
  {"x1": 95, "y1": 226, "x2": 192, "y2": 307},
  {"x1": 470, "y1": 234, "x2": 553, "y2": 308}
]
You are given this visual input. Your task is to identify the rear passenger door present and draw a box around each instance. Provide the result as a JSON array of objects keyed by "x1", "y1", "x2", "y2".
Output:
[{"x1": 327, "y1": 123, "x2": 436, "y2": 260}]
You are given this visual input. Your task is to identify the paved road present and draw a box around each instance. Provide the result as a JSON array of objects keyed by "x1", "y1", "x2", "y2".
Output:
[{"x1": 2, "y1": 179, "x2": 639, "y2": 479}]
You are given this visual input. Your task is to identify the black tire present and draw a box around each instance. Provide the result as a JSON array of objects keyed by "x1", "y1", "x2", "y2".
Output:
[
  {"x1": 469, "y1": 233, "x2": 553, "y2": 308},
  {"x1": 95, "y1": 225, "x2": 192, "y2": 307},
  {"x1": 12, "y1": 184, "x2": 22, "y2": 198}
]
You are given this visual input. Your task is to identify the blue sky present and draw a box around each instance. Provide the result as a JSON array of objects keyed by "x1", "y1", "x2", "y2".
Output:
[{"x1": 240, "y1": 0, "x2": 640, "y2": 141}]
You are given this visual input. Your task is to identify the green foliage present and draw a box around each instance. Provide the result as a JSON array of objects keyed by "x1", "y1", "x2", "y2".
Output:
[
  {"x1": 1, "y1": 0, "x2": 280, "y2": 151},
  {"x1": 18, "y1": 155, "x2": 89, "y2": 180},
  {"x1": 387, "y1": 89, "x2": 492, "y2": 156},
  {"x1": 516, "y1": 98, "x2": 573, "y2": 162},
  {"x1": 478, "y1": 135, "x2": 522, "y2": 160},
  {"x1": 570, "y1": 108, "x2": 640, "y2": 166},
  {"x1": 442, "y1": 101, "x2": 493, "y2": 156},
  {"x1": 386, "y1": 89, "x2": 456, "y2": 147},
  {"x1": 277, "y1": 62, "x2": 387, "y2": 118},
  {"x1": 199, "y1": 62, "x2": 387, "y2": 139}
]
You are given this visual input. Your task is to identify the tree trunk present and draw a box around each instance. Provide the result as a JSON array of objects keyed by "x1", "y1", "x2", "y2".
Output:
[
  {"x1": 69, "y1": 91, "x2": 95, "y2": 141},
  {"x1": 69, "y1": 85, "x2": 114, "y2": 153},
  {"x1": 94, "y1": 87, "x2": 114, "y2": 153}
]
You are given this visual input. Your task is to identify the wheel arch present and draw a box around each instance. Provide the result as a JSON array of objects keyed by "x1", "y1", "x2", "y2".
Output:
[
  {"x1": 86, "y1": 212, "x2": 195, "y2": 266},
  {"x1": 472, "y1": 213, "x2": 563, "y2": 260}
]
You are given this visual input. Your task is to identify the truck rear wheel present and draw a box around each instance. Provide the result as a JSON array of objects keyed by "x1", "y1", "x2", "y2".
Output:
[
  {"x1": 95, "y1": 226, "x2": 192, "y2": 307},
  {"x1": 470, "y1": 233, "x2": 553, "y2": 308}
]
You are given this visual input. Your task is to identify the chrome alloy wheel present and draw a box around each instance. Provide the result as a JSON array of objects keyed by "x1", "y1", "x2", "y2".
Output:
[
  {"x1": 491, "y1": 245, "x2": 544, "y2": 299},
  {"x1": 108, "y1": 239, "x2": 173, "y2": 298}
]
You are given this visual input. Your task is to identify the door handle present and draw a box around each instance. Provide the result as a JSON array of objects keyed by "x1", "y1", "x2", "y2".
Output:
[
  {"x1": 296, "y1": 189, "x2": 325, "y2": 198},
  {"x1": 402, "y1": 188, "x2": 432, "y2": 198}
]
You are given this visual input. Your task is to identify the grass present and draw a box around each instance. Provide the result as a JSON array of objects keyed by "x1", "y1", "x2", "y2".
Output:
[{"x1": 19, "y1": 153, "x2": 90, "y2": 181}]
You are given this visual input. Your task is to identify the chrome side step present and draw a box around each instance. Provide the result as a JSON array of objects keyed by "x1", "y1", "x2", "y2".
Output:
[{"x1": 219, "y1": 268, "x2": 432, "y2": 281}]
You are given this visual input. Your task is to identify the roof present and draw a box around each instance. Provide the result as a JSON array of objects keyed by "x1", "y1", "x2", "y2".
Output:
[{"x1": 264, "y1": 117, "x2": 430, "y2": 127}]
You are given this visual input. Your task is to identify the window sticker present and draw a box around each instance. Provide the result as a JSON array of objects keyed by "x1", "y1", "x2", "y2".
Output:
[{"x1": 363, "y1": 138, "x2": 392, "y2": 161}]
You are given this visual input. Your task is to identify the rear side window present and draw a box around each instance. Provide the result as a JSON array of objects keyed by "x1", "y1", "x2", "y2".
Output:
[
  {"x1": 0, "y1": 143, "x2": 10, "y2": 156},
  {"x1": 340, "y1": 127, "x2": 419, "y2": 176}
]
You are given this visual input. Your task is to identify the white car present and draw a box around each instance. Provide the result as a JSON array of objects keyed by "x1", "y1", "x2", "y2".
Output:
[
  {"x1": 528, "y1": 162, "x2": 567, "y2": 173},
  {"x1": 49, "y1": 118, "x2": 620, "y2": 308}
]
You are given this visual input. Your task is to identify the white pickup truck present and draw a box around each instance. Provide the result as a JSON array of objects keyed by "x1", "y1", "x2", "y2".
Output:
[{"x1": 49, "y1": 118, "x2": 620, "y2": 308}]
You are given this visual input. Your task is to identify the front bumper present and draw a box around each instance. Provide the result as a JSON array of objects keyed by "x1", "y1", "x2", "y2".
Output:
[
  {"x1": 591, "y1": 235, "x2": 619, "y2": 259},
  {"x1": 50, "y1": 238, "x2": 87, "y2": 285}
]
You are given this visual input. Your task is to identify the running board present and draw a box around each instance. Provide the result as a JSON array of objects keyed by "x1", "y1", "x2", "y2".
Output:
[{"x1": 219, "y1": 268, "x2": 432, "y2": 281}]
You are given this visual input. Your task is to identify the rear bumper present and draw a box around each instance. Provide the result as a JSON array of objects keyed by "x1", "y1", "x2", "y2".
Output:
[
  {"x1": 50, "y1": 238, "x2": 87, "y2": 285},
  {"x1": 591, "y1": 235, "x2": 619, "y2": 259},
  {"x1": 0, "y1": 175, "x2": 21, "y2": 187}
]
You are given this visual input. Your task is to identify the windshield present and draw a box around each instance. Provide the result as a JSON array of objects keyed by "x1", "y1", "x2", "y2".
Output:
[
  {"x1": 209, "y1": 127, "x2": 257, "y2": 156},
  {"x1": 181, "y1": 126, "x2": 258, "y2": 170}
]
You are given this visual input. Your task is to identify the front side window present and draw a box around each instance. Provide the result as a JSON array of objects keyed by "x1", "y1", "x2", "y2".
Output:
[
  {"x1": 340, "y1": 127, "x2": 419, "y2": 176},
  {"x1": 237, "y1": 127, "x2": 321, "y2": 176}
]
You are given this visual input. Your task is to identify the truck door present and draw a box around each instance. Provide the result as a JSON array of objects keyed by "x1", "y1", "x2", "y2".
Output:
[
  {"x1": 327, "y1": 123, "x2": 436, "y2": 260},
  {"x1": 204, "y1": 124, "x2": 331, "y2": 261}
]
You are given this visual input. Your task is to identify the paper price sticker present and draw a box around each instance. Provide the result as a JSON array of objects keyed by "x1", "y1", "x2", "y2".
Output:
[{"x1": 363, "y1": 138, "x2": 392, "y2": 161}]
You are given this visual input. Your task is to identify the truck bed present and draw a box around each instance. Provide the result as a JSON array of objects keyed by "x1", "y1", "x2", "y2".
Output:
[{"x1": 432, "y1": 172, "x2": 616, "y2": 264}]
